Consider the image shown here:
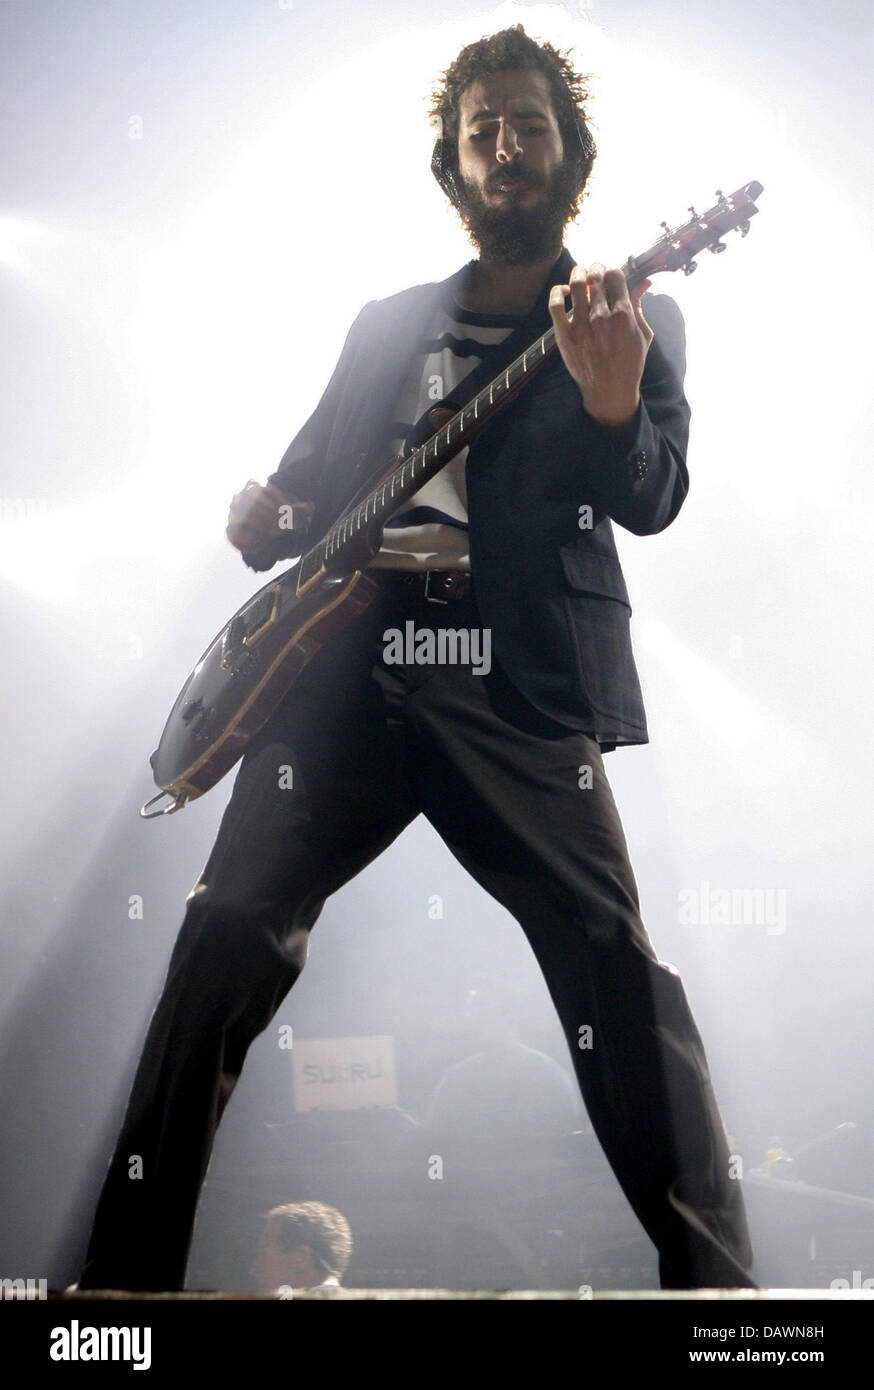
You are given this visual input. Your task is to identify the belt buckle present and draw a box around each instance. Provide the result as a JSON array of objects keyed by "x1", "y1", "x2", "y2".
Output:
[{"x1": 423, "y1": 570, "x2": 450, "y2": 604}]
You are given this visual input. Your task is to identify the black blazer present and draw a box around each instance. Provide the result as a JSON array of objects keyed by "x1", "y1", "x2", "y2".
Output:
[{"x1": 245, "y1": 246, "x2": 691, "y2": 750}]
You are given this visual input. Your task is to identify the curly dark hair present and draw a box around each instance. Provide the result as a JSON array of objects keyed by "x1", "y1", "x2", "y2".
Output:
[
  {"x1": 429, "y1": 24, "x2": 596, "y2": 217},
  {"x1": 266, "y1": 1201, "x2": 353, "y2": 1279}
]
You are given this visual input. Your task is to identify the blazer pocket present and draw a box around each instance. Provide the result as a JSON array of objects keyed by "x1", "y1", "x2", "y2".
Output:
[{"x1": 559, "y1": 547, "x2": 632, "y2": 612}]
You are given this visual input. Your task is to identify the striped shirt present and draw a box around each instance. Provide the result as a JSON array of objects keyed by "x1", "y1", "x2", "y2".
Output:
[{"x1": 369, "y1": 283, "x2": 525, "y2": 573}]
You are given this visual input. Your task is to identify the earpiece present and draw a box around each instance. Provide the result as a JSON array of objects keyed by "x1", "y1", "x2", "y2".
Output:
[{"x1": 431, "y1": 113, "x2": 596, "y2": 207}]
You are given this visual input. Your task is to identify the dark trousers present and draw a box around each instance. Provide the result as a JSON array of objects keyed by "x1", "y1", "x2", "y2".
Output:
[{"x1": 79, "y1": 575, "x2": 755, "y2": 1291}]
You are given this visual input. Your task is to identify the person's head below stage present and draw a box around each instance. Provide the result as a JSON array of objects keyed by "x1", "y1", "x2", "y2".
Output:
[
  {"x1": 429, "y1": 23, "x2": 596, "y2": 279},
  {"x1": 251, "y1": 1202, "x2": 353, "y2": 1294}
]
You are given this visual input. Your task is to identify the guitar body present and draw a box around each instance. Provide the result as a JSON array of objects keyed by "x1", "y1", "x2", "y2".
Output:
[{"x1": 144, "y1": 567, "x2": 379, "y2": 813}]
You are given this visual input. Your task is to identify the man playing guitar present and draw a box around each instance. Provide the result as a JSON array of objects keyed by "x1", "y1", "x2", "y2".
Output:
[{"x1": 78, "y1": 24, "x2": 756, "y2": 1292}]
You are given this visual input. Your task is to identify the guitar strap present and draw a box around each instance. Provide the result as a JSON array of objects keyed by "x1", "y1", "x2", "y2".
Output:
[{"x1": 401, "y1": 264, "x2": 563, "y2": 450}]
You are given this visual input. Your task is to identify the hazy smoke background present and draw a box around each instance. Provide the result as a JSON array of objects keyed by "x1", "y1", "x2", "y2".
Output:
[{"x1": 0, "y1": 0, "x2": 871, "y2": 1289}]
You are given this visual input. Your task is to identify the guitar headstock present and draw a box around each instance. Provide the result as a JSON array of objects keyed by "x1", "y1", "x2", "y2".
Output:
[{"x1": 623, "y1": 180, "x2": 763, "y2": 287}]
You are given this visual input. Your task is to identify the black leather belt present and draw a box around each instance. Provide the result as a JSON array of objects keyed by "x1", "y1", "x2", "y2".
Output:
[{"x1": 375, "y1": 568, "x2": 473, "y2": 604}]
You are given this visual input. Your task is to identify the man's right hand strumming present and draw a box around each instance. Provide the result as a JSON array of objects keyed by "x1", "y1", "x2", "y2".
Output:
[{"x1": 226, "y1": 480, "x2": 315, "y2": 553}]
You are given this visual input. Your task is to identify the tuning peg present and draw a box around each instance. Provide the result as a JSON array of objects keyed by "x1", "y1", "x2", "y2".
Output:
[
  {"x1": 682, "y1": 261, "x2": 698, "y2": 276},
  {"x1": 715, "y1": 189, "x2": 730, "y2": 211},
  {"x1": 736, "y1": 219, "x2": 751, "y2": 237},
  {"x1": 688, "y1": 205, "x2": 700, "y2": 221},
  {"x1": 707, "y1": 241, "x2": 727, "y2": 254},
  {"x1": 659, "y1": 220, "x2": 674, "y2": 240}
]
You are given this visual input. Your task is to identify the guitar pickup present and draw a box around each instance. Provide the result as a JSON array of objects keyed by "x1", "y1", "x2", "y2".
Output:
[
  {"x1": 242, "y1": 585, "x2": 281, "y2": 648},
  {"x1": 220, "y1": 586, "x2": 280, "y2": 667}
]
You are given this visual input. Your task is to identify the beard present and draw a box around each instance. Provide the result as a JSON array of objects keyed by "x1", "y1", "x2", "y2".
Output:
[{"x1": 452, "y1": 158, "x2": 581, "y2": 265}]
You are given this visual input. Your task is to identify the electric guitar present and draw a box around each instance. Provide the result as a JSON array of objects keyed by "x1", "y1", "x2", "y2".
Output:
[{"x1": 141, "y1": 181, "x2": 763, "y2": 816}]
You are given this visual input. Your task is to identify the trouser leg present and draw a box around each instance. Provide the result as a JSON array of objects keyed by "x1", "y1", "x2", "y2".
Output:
[
  {"x1": 79, "y1": 596, "x2": 418, "y2": 1291},
  {"x1": 397, "y1": 617, "x2": 755, "y2": 1288}
]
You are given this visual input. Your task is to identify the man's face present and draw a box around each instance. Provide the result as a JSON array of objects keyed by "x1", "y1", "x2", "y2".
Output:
[{"x1": 453, "y1": 68, "x2": 579, "y2": 265}]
